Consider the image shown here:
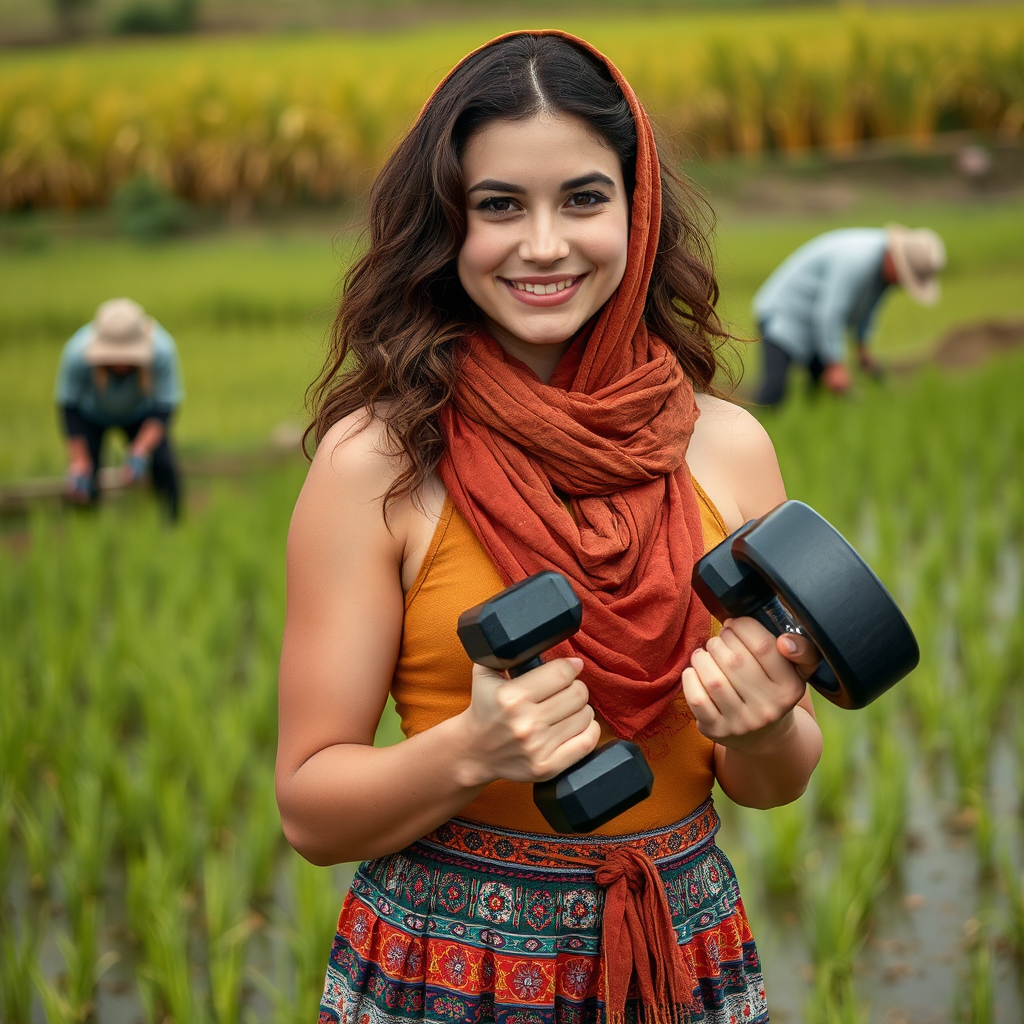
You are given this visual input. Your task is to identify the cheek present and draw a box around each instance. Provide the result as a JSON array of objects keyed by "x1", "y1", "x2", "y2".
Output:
[
  {"x1": 457, "y1": 222, "x2": 504, "y2": 289},
  {"x1": 587, "y1": 215, "x2": 630, "y2": 292}
]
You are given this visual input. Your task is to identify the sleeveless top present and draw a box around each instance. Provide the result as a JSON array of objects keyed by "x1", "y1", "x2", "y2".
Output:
[{"x1": 392, "y1": 477, "x2": 729, "y2": 836}]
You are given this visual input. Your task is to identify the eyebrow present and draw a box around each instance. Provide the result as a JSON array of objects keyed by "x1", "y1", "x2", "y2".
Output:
[{"x1": 466, "y1": 171, "x2": 617, "y2": 195}]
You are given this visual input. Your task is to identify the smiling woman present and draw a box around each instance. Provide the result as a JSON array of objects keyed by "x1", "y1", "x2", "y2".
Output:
[
  {"x1": 457, "y1": 116, "x2": 629, "y2": 377},
  {"x1": 279, "y1": 30, "x2": 823, "y2": 1024}
]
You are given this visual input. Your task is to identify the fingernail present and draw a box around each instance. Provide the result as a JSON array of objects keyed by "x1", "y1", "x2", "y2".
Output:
[
  {"x1": 569, "y1": 658, "x2": 584, "y2": 670},
  {"x1": 781, "y1": 636, "x2": 798, "y2": 654}
]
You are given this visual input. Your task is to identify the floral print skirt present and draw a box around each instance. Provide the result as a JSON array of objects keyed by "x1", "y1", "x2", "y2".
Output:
[{"x1": 318, "y1": 799, "x2": 768, "y2": 1024}]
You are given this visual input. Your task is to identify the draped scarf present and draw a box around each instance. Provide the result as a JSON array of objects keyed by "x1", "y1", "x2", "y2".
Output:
[{"x1": 436, "y1": 30, "x2": 712, "y2": 740}]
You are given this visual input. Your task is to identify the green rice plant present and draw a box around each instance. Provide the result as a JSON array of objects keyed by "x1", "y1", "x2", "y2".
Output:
[
  {"x1": 809, "y1": 707, "x2": 858, "y2": 826},
  {"x1": 57, "y1": 771, "x2": 114, "y2": 917},
  {"x1": 239, "y1": 762, "x2": 286, "y2": 902},
  {"x1": 956, "y1": 916, "x2": 995, "y2": 1024},
  {"x1": 0, "y1": 917, "x2": 38, "y2": 1024},
  {"x1": 996, "y1": 847, "x2": 1024, "y2": 962},
  {"x1": 138, "y1": 883, "x2": 210, "y2": 1024},
  {"x1": 803, "y1": 825, "x2": 889, "y2": 1015},
  {"x1": 805, "y1": 971, "x2": 869, "y2": 1024},
  {"x1": 125, "y1": 834, "x2": 176, "y2": 945},
  {"x1": 204, "y1": 845, "x2": 256, "y2": 1024},
  {"x1": 254, "y1": 853, "x2": 344, "y2": 1024},
  {"x1": 192, "y1": 701, "x2": 252, "y2": 840},
  {"x1": 0, "y1": 781, "x2": 14, "y2": 894},
  {"x1": 36, "y1": 897, "x2": 117, "y2": 1024},
  {"x1": 865, "y1": 717, "x2": 909, "y2": 873},
  {"x1": 153, "y1": 770, "x2": 207, "y2": 884},
  {"x1": 746, "y1": 798, "x2": 808, "y2": 898},
  {"x1": 15, "y1": 781, "x2": 61, "y2": 894}
]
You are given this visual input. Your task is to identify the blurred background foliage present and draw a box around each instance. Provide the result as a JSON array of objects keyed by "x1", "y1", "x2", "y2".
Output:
[
  {"x1": 1, "y1": 4, "x2": 1023, "y2": 212},
  {"x1": 2, "y1": 2, "x2": 1024, "y2": 1022}
]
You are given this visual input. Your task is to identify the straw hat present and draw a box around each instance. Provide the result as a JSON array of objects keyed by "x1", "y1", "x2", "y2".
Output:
[
  {"x1": 84, "y1": 298, "x2": 155, "y2": 366},
  {"x1": 886, "y1": 225, "x2": 946, "y2": 306}
]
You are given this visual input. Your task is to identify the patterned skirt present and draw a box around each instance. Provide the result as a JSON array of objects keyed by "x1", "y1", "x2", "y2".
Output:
[{"x1": 318, "y1": 799, "x2": 767, "y2": 1024}]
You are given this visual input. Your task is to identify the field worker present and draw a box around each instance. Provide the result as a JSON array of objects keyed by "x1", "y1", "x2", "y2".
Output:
[
  {"x1": 277, "y1": 32, "x2": 825, "y2": 1024},
  {"x1": 55, "y1": 297, "x2": 184, "y2": 521},
  {"x1": 752, "y1": 224, "x2": 946, "y2": 406}
]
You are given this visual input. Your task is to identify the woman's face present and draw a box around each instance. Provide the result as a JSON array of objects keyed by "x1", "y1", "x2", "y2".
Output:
[{"x1": 457, "y1": 113, "x2": 630, "y2": 380}]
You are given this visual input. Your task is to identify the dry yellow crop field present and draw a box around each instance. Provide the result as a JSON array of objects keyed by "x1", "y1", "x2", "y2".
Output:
[{"x1": 1, "y1": 5, "x2": 1023, "y2": 210}]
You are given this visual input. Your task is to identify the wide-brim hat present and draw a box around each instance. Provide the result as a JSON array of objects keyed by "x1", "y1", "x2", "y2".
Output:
[
  {"x1": 886, "y1": 224, "x2": 946, "y2": 307},
  {"x1": 84, "y1": 298, "x2": 155, "y2": 366}
]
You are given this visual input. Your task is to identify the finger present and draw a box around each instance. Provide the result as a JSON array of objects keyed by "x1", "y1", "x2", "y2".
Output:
[
  {"x1": 535, "y1": 677, "x2": 592, "y2": 727},
  {"x1": 721, "y1": 618, "x2": 800, "y2": 681},
  {"x1": 688, "y1": 647, "x2": 747, "y2": 719},
  {"x1": 775, "y1": 633, "x2": 823, "y2": 677},
  {"x1": 681, "y1": 666, "x2": 724, "y2": 736},
  {"x1": 539, "y1": 718, "x2": 602, "y2": 781},
  {"x1": 544, "y1": 702, "x2": 597, "y2": 750},
  {"x1": 515, "y1": 657, "x2": 585, "y2": 702}
]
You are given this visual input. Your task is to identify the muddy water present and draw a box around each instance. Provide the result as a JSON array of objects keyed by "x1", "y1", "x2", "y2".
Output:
[{"x1": 720, "y1": 743, "x2": 1023, "y2": 1023}]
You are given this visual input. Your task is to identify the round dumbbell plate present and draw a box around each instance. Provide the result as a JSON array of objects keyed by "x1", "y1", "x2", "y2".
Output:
[{"x1": 731, "y1": 501, "x2": 918, "y2": 709}]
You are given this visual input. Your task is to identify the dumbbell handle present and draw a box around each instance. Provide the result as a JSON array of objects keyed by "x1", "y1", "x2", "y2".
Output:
[
  {"x1": 752, "y1": 595, "x2": 842, "y2": 695},
  {"x1": 507, "y1": 656, "x2": 544, "y2": 679}
]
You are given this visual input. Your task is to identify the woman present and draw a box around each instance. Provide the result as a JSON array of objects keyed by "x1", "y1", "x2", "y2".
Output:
[{"x1": 277, "y1": 31, "x2": 823, "y2": 1024}]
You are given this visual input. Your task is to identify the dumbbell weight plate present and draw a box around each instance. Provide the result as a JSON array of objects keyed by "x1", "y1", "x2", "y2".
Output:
[{"x1": 729, "y1": 501, "x2": 919, "y2": 709}]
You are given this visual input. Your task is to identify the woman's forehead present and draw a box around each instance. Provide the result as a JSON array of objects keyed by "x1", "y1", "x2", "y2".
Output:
[{"x1": 461, "y1": 115, "x2": 621, "y2": 188}]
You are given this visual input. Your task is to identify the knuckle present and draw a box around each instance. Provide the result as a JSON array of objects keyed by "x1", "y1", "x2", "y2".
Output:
[{"x1": 508, "y1": 718, "x2": 533, "y2": 744}]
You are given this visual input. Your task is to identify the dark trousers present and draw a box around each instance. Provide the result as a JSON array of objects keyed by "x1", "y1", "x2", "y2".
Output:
[
  {"x1": 63, "y1": 408, "x2": 181, "y2": 521},
  {"x1": 754, "y1": 337, "x2": 825, "y2": 407}
]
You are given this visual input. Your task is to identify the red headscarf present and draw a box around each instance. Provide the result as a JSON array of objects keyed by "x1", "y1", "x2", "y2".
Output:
[{"x1": 436, "y1": 31, "x2": 712, "y2": 741}]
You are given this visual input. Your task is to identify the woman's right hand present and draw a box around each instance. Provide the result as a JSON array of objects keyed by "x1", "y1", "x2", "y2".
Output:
[{"x1": 455, "y1": 657, "x2": 602, "y2": 788}]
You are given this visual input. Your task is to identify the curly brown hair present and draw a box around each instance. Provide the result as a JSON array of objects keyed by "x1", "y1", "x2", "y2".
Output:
[{"x1": 307, "y1": 33, "x2": 737, "y2": 507}]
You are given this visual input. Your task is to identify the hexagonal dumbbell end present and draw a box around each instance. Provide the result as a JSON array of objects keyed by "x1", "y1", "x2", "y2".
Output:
[
  {"x1": 457, "y1": 570, "x2": 582, "y2": 676},
  {"x1": 533, "y1": 740, "x2": 654, "y2": 834}
]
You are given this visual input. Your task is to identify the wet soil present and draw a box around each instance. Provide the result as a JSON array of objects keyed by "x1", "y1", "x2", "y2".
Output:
[{"x1": 890, "y1": 319, "x2": 1024, "y2": 375}]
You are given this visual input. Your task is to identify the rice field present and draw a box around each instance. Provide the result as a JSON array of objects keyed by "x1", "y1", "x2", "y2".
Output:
[
  {"x1": 2, "y1": 4, "x2": 1023, "y2": 211},
  {"x1": 2, "y1": 344, "x2": 1023, "y2": 1022}
]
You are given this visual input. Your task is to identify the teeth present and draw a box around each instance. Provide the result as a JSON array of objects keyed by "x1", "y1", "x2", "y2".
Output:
[{"x1": 512, "y1": 278, "x2": 576, "y2": 294}]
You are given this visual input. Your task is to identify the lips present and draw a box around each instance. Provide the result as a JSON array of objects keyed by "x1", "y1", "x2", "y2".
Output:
[{"x1": 502, "y1": 274, "x2": 585, "y2": 306}]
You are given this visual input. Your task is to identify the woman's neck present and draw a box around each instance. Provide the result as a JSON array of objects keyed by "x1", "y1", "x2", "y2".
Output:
[{"x1": 484, "y1": 320, "x2": 573, "y2": 384}]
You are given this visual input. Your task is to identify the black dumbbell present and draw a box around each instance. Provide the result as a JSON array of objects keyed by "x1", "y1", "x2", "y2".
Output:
[
  {"x1": 691, "y1": 500, "x2": 919, "y2": 709},
  {"x1": 457, "y1": 571, "x2": 654, "y2": 834}
]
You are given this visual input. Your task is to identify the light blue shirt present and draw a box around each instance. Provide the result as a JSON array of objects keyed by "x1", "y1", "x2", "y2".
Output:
[
  {"x1": 54, "y1": 322, "x2": 184, "y2": 425},
  {"x1": 753, "y1": 229, "x2": 891, "y2": 365}
]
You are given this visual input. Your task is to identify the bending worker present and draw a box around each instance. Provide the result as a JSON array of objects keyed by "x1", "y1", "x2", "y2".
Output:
[
  {"x1": 753, "y1": 224, "x2": 946, "y2": 406},
  {"x1": 55, "y1": 297, "x2": 184, "y2": 521}
]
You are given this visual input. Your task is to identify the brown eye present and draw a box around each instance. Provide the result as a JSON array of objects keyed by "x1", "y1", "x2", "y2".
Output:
[
  {"x1": 478, "y1": 197, "x2": 516, "y2": 214},
  {"x1": 567, "y1": 191, "x2": 608, "y2": 209}
]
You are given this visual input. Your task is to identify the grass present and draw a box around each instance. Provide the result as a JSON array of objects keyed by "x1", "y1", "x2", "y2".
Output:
[{"x1": 2, "y1": 190, "x2": 1023, "y2": 482}]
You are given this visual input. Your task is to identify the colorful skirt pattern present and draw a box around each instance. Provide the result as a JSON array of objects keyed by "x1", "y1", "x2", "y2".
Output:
[{"x1": 318, "y1": 799, "x2": 767, "y2": 1024}]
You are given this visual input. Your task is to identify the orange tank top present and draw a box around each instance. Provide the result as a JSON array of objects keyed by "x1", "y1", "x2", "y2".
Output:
[{"x1": 393, "y1": 477, "x2": 728, "y2": 835}]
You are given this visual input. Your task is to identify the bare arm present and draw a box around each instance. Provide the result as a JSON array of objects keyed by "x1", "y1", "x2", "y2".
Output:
[
  {"x1": 275, "y1": 415, "x2": 600, "y2": 866},
  {"x1": 66, "y1": 434, "x2": 92, "y2": 475},
  {"x1": 130, "y1": 417, "x2": 166, "y2": 457},
  {"x1": 686, "y1": 396, "x2": 823, "y2": 808}
]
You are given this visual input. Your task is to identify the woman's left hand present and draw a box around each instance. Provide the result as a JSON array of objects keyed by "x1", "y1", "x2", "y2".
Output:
[{"x1": 682, "y1": 617, "x2": 821, "y2": 756}]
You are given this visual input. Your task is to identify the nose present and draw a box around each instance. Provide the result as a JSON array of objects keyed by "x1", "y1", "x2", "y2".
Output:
[{"x1": 518, "y1": 209, "x2": 571, "y2": 267}]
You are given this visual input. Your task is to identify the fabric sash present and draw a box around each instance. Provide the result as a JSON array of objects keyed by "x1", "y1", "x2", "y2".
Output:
[{"x1": 435, "y1": 30, "x2": 712, "y2": 740}]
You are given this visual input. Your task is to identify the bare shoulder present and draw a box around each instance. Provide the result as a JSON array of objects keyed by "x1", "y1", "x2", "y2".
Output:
[
  {"x1": 688, "y1": 393, "x2": 787, "y2": 531},
  {"x1": 289, "y1": 410, "x2": 405, "y2": 564}
]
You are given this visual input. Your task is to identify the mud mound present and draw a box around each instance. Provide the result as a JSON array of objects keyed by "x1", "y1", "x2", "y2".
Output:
[{"x1": 890, "y1": 318, "x2": 1024, "y2": 374}]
